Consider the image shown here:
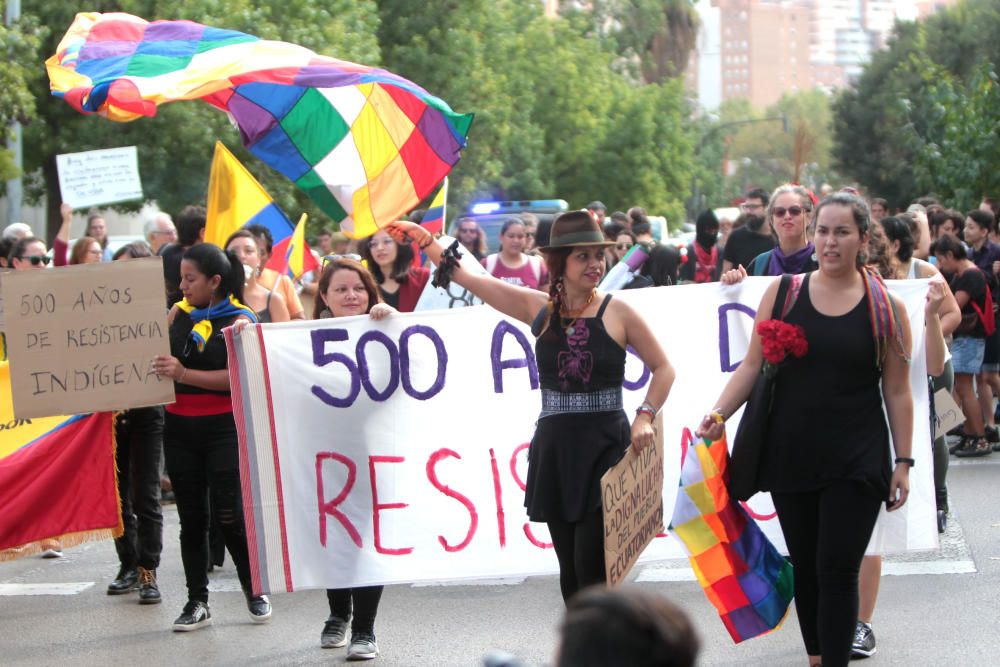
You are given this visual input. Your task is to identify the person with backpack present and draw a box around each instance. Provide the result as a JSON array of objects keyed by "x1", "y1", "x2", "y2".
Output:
[
  {"x1": 482, "y1": 217, "x2": 548, "y2": 291},
  {"x1": 933, "y1": 234, "x2": 995, "y2": 457}
]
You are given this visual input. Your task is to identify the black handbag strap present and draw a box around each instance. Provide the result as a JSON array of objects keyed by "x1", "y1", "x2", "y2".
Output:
[{"x1": 770, "y1": 273, "x2": 803, "y2": 321}]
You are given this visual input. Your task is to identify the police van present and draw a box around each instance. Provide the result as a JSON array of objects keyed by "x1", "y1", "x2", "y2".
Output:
[{"x1": 449, "y1": 199, "x2": 569, "y2": 253}]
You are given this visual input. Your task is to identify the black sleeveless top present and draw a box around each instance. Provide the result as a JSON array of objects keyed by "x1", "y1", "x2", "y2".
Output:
[
  {"x1": 169, "y1": 310, "x2": 240, "y2": 397},
  {"x1": 759, "y1": 274, "x2": 891, "y2": 499},
  {"x1": 535, "y1": 294, "x2": 625, "y2": 393},
  {"x1": 256, "y1": 290, "x2": 274, "y2": 324}
]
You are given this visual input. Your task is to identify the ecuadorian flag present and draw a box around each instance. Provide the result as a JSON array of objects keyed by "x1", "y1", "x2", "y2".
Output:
[
  {"x1": 205, "y1": 141, "x2": 296, "y2": 249},
  {"x1": 0, "y1": 362, "x2": 119, "y2": 560},
  {"x1": 265, "y1": 213, "x2": 319, "y2": 281},
  {"x1": 420, "y1": 178, "x2": 447, "y2": 235}
]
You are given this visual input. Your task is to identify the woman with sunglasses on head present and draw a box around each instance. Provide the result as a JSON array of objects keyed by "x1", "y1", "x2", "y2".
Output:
[
  {"x1": 454, "y1": 217, "x2": 487, "y2": 262},
  {"x1": 225, "y1": 230, "x2": 290, "y2": 324},
  {"x1": 720, "y1": 184, "x2": 818, "y2": 284},
  {"x1": 313, "y1": 257, "x2": 394, "y2": 660},
  {"x1": 151, "y1": 244, "x2": 272, "y2": 632},
  {"x1": 611, "y1": 230, "x2": 636, "y2": 268},
  {"x1": 698, "y1": 193, "x2": 913, "y2": 667},
  {"x1": 359, "y1": 228, "x2": 430, "y2": 313},
  {"x1": 482, "y1": 217, "x2": 549, "y2": 292},
  {"x1": 384, "y1": 211, "x2": 674, "y2": 604}
]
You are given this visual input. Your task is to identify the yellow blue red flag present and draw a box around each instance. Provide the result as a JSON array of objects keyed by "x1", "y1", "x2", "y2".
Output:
[
  {"x1": 266, "y1": 213, "x2": 319, "y2": 281},
  {"x1": 420, "y1": 178, "x2": 448, "y2": 235}
]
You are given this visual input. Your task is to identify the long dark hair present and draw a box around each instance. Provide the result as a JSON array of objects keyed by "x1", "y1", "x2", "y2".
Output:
[
  {"x1": 314, "y1": 258, "x2": 382, "y2": 319},
  {"x1": 359, "y1": 233, "x2": 414, "y2": 284},
  {"x1": 182, "y1": 243, "x2": 245, "y2": 305},
  {"x1": 879, "y1": 216, "x2": 916, "y2": 263}
]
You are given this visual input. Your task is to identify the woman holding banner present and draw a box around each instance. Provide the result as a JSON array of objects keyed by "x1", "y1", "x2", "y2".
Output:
[
  {"x1": 359, "y1": 228, "x2": 429, "y2": 312},
  {"x1": 696, "y1": 192, "x2": 914, "y2": 667},
  {"x1": 150, "y1": 244, "x2": 272, "y2": 632},
  {"x1": 385, "y1": 211, "x2": 675, "y2": 603},
  {"x1": 313, "y1": 256, "x2": 394, "y2": 659}
]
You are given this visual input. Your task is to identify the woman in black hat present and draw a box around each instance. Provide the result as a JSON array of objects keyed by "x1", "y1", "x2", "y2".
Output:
[{"x1": 386, "y1": 211, "x2": 674, "y2": 603}]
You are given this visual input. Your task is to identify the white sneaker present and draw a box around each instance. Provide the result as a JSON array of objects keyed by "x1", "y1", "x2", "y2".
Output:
[{"x1": 347, "y1": 632, "x2": 379, "y2": 660}]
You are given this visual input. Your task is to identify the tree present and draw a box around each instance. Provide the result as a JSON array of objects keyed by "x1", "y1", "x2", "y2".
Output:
[
  {"x1": 900, "y1": 59, "x2": 1000, "y2": 210},
  {"x1": 18, "y1": 0, "x2": 382, "y2": 240},
  {"x1": 0, "y1": 14, "x2": 45, "y2": 180},
  {"x1": 589, "y1": 0, "x2": 700, "y2": 84}
]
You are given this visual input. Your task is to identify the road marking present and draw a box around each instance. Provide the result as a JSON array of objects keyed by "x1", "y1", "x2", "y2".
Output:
[{"x1": 0, "y1": 582, "x2": 94, "y2": 596}]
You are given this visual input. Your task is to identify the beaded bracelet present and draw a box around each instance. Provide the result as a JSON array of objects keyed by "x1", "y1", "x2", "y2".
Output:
[{"x1": 635, "y1": 405, "x2": 656, "y2": 420}]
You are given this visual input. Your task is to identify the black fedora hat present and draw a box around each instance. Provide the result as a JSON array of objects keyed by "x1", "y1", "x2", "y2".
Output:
[{"x1": 538, "y1": 210, "x2": 615, "y2": 253}]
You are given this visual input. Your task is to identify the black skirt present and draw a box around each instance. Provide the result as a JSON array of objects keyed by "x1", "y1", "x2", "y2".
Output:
[{"x1": 524, "y1": 409, "x2": 631, "y2": 523}]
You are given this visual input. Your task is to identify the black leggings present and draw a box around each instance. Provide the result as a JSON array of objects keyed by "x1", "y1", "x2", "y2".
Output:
[
  {"x1": 771, "y1": 482, "x2": 882, "y2": 667},
  {"x1": 164, "y1": 412, "x2": 253, "y2": 603},
  {"x1": 327, "y1": 587, "x2": 384, "y2": 634},
  {"x1": 547, "y1": 511, "x2": 606, "y2": 603}
]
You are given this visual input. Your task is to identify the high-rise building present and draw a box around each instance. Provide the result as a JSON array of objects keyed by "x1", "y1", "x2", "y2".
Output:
[{"x1": 695, "y1": 0, "x2": 958, "y2": 109}]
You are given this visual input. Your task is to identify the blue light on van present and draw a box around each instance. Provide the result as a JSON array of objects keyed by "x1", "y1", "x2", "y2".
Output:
[{"x1": 470, "y1": 202, "x2": 502, "y2": 214}]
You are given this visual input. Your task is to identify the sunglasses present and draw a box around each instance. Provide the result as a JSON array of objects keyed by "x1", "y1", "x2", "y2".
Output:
[
  {"x1": 20, "y1": 255, "x2": 51, "y2": 266},
  {"x1": 771, "y1": 206, "x2": 809, "y2": 218},
  {"x1": 322, "y1": 253, "x2": 362, "y2": 265}
]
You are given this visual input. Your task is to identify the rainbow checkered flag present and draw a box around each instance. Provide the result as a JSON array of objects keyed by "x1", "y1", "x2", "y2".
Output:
[{"x1": 670, "y1": 428, "x2": 793, "y2": 643}]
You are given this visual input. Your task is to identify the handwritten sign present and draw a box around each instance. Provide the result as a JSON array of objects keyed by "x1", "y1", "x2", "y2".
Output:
[
  {"x1": 603, "y1": 412, "x2": 665, "y2": 587},
  {"x1": 56, "y1": 146, "x2": 143, "y2": 208},
  {"x1": 934, "y1": 388, "x2": 962, "y2": 440},
  {"x1": 2, "y1": 258, "x2": 173, "y2": 418}
]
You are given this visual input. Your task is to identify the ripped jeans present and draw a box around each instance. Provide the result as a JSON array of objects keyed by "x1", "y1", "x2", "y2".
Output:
[{"x1": 164, "y1": 411, "x2": 253, "y2": 603}]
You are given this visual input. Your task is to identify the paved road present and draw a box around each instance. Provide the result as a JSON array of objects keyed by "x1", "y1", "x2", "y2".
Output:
[{"x1": 2, "y1": 457, "x2": 998, "y2": 666}]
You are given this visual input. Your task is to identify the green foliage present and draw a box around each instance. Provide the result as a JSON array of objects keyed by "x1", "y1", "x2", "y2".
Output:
[
  {"x1": 832, "y1": 0, "x2": 1000, "y2": 208},
  {"x1": 900, "y1": 59, "x2": 1000, "y2": 210},
  {"x1": 12, "y1": 0, "x2": 698, "y2": 239},
  {"x1": 591, "y1": 0, "x2": 699, "y2": 84},
  {"x1": 0, "y1": 14, "x2": 46, "y2": 180}
]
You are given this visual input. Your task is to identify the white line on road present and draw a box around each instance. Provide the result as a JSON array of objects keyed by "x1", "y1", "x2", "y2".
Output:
[{"x1": 0, "y1": 582, "x2": 95, "y2": 596}]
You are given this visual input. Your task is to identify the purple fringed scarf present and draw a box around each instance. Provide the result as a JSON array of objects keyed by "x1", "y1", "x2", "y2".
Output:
[{"x1": 767, "y1": 242, "x2": 816, "y2": 276}]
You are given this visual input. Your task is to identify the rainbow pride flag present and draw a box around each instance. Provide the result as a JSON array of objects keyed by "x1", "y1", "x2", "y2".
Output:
[
  {"x1": 0, "y1": 362, "x2": 119, "y2": 560},
  {"x1": 46, "y1": 12, "x2": 473, "y2": 239},
  {"x1": 670, "y1": 429, "x2": 793, "y2": 643}
]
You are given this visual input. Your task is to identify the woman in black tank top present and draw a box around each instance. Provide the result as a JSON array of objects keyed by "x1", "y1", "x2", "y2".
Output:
[
  {"x1": 698, "y1": 193, "x2": 914, "y2": 667},
  {"x1": 386, "y1": 211, "x2": 676, "y2": 603},
  {"x1": 226, "y1": 230, "x2": 290, "y2": 324}
]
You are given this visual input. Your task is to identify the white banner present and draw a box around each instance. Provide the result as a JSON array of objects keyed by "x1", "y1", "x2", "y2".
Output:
[
  {"x1": 56, "y1": 146, "x2": 143, "y2": 208},
  {"x1": 228, "y1": 278, "x2": 934, "y2": 593}
]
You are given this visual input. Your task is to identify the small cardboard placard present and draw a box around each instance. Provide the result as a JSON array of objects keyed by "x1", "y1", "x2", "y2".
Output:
[
  {"x1": 934, "y1": 388, "x2": 962, "y2": 441},
  {"x1": 56, "y1": 146, "x2": 143, "y2": 208},
  {"x1": 2, "y1": 258, "x2": 174, "y2": 418},
  {"x1": 602, "y1": 412, "x2": 664, "y2": 587}
]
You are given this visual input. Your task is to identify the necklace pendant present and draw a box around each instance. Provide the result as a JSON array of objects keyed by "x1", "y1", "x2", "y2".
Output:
[{"x1": 565, "y1": 325, "x2": 575, "y2": 336}]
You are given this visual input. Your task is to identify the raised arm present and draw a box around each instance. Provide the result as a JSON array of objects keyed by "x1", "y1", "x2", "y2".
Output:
[
  {"x1": 385, "y1": 221, "x2": 547, "y2": 325},
  {"x1": 53, "y1": 203, "x2": 73, "y2": 266}
]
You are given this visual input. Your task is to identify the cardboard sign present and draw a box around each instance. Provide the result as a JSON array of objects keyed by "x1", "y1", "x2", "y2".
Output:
[
  {"x1": 2, "y1": 258, "x2": 174, "y2": 418},
  {"x1": 602, "y1": 412, "x2": 664, "y2": 587},
  {"x1": 56, "y1": 146, "x2": 143, "y2": 208},
  {"x1": 934, "y1": 388, "x2": 962, "y2": 440}
]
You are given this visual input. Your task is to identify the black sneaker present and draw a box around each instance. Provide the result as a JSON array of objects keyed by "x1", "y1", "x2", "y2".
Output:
[
  {"x1": 137, "y1": 566, "x2": 161, "y2": 605},
  {"x1": 937, "y1": 509, "x2": 948, "y2": 534},
  {"x1": 321, "y1": 615, "x2": 349, "y2": 648},
  {"x1": 986, "y1": 425, "x2": 999, "y2": 444},
  {"x1": 107, "y1": 567, "x2": 139, "y2": 595},
  {"x1": 956, "y1": 436, "x2": 992, "y2": 458},
  {"x1": 852, "y1": 620, "x2": 876, "y2": 658},
  {"x1": 947, "y1": 423, "x2": 966, "y2": 437},
  {"x1": 951, "y1": 435, "x2": 975, "y2": 455},
  {"x1": 247, "y1": 595, "x2": 272, "y2": 623},
  {"x1": 347, "y1": 631, "x2": 379, "y2": 660},
  {"x1": 172, "y1": 600, "x2": 211, "y2": 632}
]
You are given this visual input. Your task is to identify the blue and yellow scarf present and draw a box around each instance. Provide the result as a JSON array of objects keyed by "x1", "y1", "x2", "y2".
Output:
[{"x1": 175, "y1": 294, "x2": 257, "y2": 353}]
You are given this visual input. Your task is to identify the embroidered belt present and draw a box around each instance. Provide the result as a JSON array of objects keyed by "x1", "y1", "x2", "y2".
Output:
[{"x1": 539, "y1": 387, "x2": 623, "y2": 419}]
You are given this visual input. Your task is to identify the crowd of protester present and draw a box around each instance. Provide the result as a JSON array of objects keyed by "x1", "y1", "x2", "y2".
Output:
[{"x1": 2, "y1": 182, "x2": 991, "y2": 665}]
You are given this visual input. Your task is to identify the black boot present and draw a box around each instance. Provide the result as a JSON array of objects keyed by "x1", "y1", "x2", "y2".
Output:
[
  {"x1": 137, "y1": 566, "x2": 161, "y2": 605},
  {"x1": 107, "y1": 567, "x2": 139, "y2": 595}
]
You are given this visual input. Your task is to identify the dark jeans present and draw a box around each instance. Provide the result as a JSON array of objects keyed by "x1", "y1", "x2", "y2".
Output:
[
  {"x1": 772, "y1": 482, "x2": 882, "y2": 667},
  {"x1": 547, "y1": 511, "x2": 606, "y2": 604},
  {"x1": 327, "y1": 587, "x2": 384, "y2": 634},
  {"x1": 114, "y1": 406, "x2": 165, "y2": 571},
  {"x1": 164, "y1": 411, "x2": 252, "y2": 603}
]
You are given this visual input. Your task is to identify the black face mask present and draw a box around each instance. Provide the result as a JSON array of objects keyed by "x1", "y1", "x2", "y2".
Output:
[{"x1": 696, "y1": 228, "x2": 718, "y2": 248}]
